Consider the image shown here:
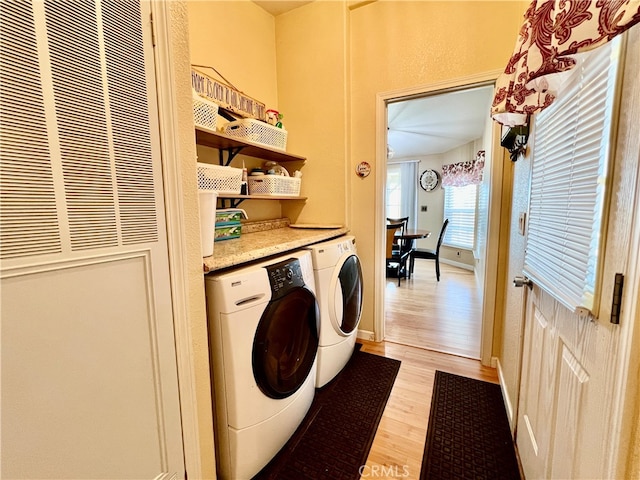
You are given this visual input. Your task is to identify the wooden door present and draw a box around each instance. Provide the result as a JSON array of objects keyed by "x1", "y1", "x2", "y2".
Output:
[
  {"x1": 0, "y1": 2, "x2": 184, "y2": 478},
  {"x1": 515, "y1": 31, "x2": 640, "y2": 479}
]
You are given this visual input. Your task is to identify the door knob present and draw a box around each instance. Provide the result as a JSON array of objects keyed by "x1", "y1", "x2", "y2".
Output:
[{"x1": 513, "y1": 276, "x2": 533, "y2": 288}]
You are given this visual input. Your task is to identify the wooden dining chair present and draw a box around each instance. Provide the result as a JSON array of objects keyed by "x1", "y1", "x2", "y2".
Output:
[
  {"x1": 386, "y1": 217, "x2": 408, "y2": 231},
  {"x1": 386, "y1": 222, "x2": 411, "y2": 286},
  {"x1": 386, "y1": 217, "x2": 409, "y2": 254},
  {"x1": 410, "y1": 219, "x2": 449, "y2": 281}
]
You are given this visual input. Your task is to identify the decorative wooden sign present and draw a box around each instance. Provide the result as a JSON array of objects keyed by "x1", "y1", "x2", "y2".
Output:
[
  {"x1": 355, "y1": 161, "x2": 371, "y2": 178},
  {"x1": 191, "y1": 67, "x2": 266, "y2": 121}
]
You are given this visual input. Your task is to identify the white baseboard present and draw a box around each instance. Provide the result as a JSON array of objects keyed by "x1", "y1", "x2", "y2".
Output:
[
  {"x1": 440, "y1": 258, "x2": 474, "y2": 271},
  {"x1": 496, "y1": 357, "x2": 516, "y2": 433},
  {"x1": 357, "y1": 329, "x2": 375, "y2": 341}
]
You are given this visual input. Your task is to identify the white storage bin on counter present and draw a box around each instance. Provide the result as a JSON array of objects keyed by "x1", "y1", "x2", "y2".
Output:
[
  {"x1": 222, "y1": 118, "x2": 287, "y2": 151},
  {"x1": 197, "y1": 162, "x2": 243, "y2": 195},
  {"x1": 247, "y1": 175, "x2": 301, "y2": 197},
  {"x1": 198, "y1": 190, "x2": 217, "y2": 257}
]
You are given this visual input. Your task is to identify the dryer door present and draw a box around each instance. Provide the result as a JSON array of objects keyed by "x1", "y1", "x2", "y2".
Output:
[
  {"x1": 329, "y1": 254, "x2": 363, "y2": 336},
  {"x1": 252, "y1": 287, "x2": 319, "y2": 399}
]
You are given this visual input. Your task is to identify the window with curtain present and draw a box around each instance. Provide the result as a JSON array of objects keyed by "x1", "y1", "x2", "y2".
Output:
[
  {"x1": 441, "y1": 151, "x2": 484, "y2": 250},
  {"x1": 524, "y1": 36, "x2": 621, "y2": 315},
  {"x1": 385, "y1": 161, "x2": 418, "y2": 229}
]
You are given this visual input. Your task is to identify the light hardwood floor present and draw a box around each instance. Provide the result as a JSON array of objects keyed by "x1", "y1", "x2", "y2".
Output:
[
  {"x1": 359, "y1": 340, "x2": 498, "y2": 478},
  {"x1": 385, "y1": 261, "x2": 482, "y2": 359},
  {"x1": 359, "y1": 261, "x2": 494, "y2": 478}
]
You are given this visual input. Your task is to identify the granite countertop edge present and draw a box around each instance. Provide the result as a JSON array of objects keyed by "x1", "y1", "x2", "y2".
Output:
[{"x1": 203, "y1": 226, "x2": 349, "y2": 273}]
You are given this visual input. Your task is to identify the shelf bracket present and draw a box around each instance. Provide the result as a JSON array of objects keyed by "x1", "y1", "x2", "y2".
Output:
[
  {"x1": 218, "y1": 146, "x2": 245, "y2": 166},
  {"x1": 220, "y1": 197, "x2": 246, "y2": 208}
]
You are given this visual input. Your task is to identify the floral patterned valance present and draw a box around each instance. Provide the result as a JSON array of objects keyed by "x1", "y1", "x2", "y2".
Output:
[
  {"x1": 492, "y1": 0, "x2": 640, "y2": 126},
  {"x1": 442, "y1": 151, "x2": 485, "y2": 187}
]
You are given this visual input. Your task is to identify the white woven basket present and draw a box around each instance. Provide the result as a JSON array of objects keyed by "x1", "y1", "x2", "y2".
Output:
[
  {"x1": 197, "y1": 162, "x2": 242, "y2": 195},
  {"x1": 222, "y1": 118, "x2": 287, "y2": 151},
  {"x1": 193, "y1": 91, "x2": 218, "y2": 130},
  {"x1": 248, "y1": 175, "x2": 300, "y2": 196}
]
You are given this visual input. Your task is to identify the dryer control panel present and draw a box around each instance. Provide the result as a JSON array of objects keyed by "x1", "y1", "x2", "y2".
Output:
[{"x1": 265, "y1": 258, "x2": 305, "y2": 300}]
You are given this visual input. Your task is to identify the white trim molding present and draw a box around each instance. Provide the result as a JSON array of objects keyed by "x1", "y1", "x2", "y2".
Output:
[
  {"x1": 357, "y1": 328, "x2": 376, "y2": 341},
  {"x1": 496, "y1": 358, "x2": 516, "y2": 433},
  {"x1": 150, "y1": 3, "x2": 204, "y2": 478}
]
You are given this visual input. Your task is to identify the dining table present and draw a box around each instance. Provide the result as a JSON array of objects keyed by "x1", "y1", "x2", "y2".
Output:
[
  {"x1": 395, "y1": 229, "x2": 431, "y2": 279},
  {"x1": 396, "y1": 229, "x2": 431, "y2": 241}
]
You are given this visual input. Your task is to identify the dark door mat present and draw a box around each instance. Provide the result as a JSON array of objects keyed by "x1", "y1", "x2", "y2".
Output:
[
  {"x1": 254, "y1": 348, "x2": 401, "y2": 480},
  {"x1": 420, "y1": 371, "x2": 521, "y2": 480}
]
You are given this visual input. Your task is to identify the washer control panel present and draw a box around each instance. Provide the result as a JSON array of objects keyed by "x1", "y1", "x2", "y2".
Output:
[{"x1": 265, "y1": 258, "x2": 305, "y2": 299}]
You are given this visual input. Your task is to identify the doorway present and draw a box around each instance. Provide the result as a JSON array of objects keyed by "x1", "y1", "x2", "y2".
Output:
[{"x1": 375, "y1": 77, "x2": 502, "y2": 364}]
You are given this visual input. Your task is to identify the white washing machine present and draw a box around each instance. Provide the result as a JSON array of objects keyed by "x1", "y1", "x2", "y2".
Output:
[
  {"x1": 204, "y1": 251, "x2": 319, "y2": 480},
  {"x1": 307, "y1": 235, "x2": 363, "y2": 388}
]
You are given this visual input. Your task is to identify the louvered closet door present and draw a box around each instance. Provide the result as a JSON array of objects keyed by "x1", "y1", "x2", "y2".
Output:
[{"x1": 0, "y1": 2, "x2": 184, "y2": 479}]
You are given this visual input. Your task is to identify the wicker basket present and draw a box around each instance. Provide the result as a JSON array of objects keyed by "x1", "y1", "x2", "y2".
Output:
[
  {"x1": 197, "y1": 162, "x2": 242, "y2": 195},
  {"x1": 193, "y1": 91, "x2": 218, "y2": 130},
  {"x1": 222, "y1": 118, "x2": 287, "y2": 151},
  {"x1": 248, "y1": 175, "x2": 301, "y2": 196}
]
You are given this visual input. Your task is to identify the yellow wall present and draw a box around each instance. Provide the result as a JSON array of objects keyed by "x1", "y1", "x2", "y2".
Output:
[
  {"x1": 188, "y1": 1, "x2": 278, "y2": 109},
  {"x1": 276, "y1": 1, "x2": 349, "y2": 225},
  {"x1": 188, "y1": 0, "x2": 283, "y2": 221},
  {"x1": 348, "y1": 1, "x2": 526, "y2": 332}
]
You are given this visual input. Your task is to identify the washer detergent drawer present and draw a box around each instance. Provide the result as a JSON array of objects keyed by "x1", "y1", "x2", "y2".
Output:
[{"x1": 209, "y1": 267, "x2": 271, "y2": 314}]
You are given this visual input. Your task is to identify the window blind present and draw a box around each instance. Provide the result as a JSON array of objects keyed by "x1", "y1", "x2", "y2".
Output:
[
  {"x1": 524, "y1": 37, "x2": 622, "y2": 315},
  {"x1": 443, "y1": 184, "x2": 477, "y2": 250}
]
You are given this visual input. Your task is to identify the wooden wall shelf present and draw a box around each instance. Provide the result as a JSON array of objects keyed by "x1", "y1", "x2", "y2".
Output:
[
  {"x1": 195, "y1": 126, "x2": 306, "y2": 164},
  {"x1": 217, "y1": 194, "x2": 307, "y2": 208}
]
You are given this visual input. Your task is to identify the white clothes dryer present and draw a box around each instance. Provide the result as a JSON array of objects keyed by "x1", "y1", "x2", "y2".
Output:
[
  {"x1": 204, "y1": 251, "x2": 319, "y2": 480},
  {"x1": 307, "y1": 235, "x2": 363, "y2": 388}
]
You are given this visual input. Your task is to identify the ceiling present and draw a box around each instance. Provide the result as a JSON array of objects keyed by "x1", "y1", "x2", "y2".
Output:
[
  {"x1": 252, "y1": 1, "x2": 314, "y2": 16},
  {"x1": 387, "y1": 85, "x2": 495, "y2": 159}
]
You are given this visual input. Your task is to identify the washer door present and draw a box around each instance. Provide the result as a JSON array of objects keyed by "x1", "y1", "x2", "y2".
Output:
[
  {"x1": 329, "y1": 253, "x2": 363, "y2": 336},
  {"x1": 252, "y1": 287, "x2": 319, "y2": 399}
]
